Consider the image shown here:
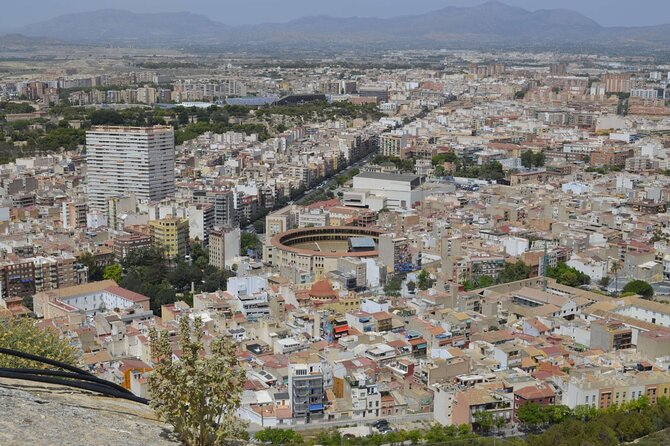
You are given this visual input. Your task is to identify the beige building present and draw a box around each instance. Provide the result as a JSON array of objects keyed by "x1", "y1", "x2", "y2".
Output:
[
  {"x1": 34, "y1": 280, "x2": 150, "y2": 319},
  {"x1": 209, "y1": 227, "x2": 240, "y2": 269}
]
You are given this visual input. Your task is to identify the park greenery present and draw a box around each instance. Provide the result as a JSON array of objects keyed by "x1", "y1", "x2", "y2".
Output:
[
  {"x1": 383, "y1": 275, "x2": 403, "y2": 297},
  {"x1": 498, "y1": 260, "x2": 532, "y2": 284},
  {"x1": 432, "y1": 151, "x2": 506, "y2": 180},
  {"x1": 524, "y1": 396, "x2": 670, "y2": 446},
  {"x1": 372, "y1": 155, "x2": 415, "y2": 173},
  {"x1": 114, "y1": 244, "x2": 232, "y2": 313},
  {"x1": 149, "y1": 317, "x2": 247, "y2": 446},
  {"x1": 463, "y1": 275, "x2": 496, "y2": 291},
  {"x1": 255, "y1": 100, "x2": 382, "y2": 122},
  {"x1": 255, "y1": 424, "x2": 489, "y2": 446},
  {"x1": 546, "y1": 262, "x2": 590, "y2": 287},
  {"x1": 0, "y1": 100, "x2": 382, "y2": 164}
]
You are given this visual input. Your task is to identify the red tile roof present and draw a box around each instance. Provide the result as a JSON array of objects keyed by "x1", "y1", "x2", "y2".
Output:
[{"x1": 105, "y1": 285, "x2": 149, "y2": 303}]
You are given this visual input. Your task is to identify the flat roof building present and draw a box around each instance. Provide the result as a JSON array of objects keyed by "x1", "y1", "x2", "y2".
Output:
[{"x1": 86, "y1": 126, "x2": 175, "y2": 213}]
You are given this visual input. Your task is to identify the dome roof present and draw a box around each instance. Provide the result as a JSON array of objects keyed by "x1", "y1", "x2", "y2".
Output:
[{"x1": 309, "y1": 279, "x2": 337, "y2": 299}]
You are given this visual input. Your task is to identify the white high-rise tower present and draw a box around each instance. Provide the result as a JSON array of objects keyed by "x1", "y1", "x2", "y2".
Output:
[{"x1": 86, "y1": 126, "x2": 175, "y2": 212}]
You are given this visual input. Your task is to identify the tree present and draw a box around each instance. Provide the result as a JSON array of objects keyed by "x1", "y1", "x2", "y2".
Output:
[
  {"x1": 478, "y1": 275, "x2": 495, "y2": 288},
  {"x1": 384, "y1": 276, "x2": 402, "y2": 297},
  {"x1": 546, "y1": 262, "x2": 590, "y2": 287},
  {"x1": 498, "y1": 261, "x2": 532, "y2": 284},
  {"x1": 432, "y1": 152, "x2": 459, "y2": 165},
  {"x1": 407, "y1": 281, "x2": 416, "y2": 293},
  {"x1": 464, "y1": 275, "x2": 495, "y2": 291},
  {"x1": 0, "y1": 318, "x2": 78, "y2": 369},
  {"x1": 89, "y1": 109, "x2": 124, "y2": 125},
  {"x1": 103, "y1": 263, "x2": 122, "y2": 283},
  {"x1": 622, "y1": 280, "x2": 654, "y2": 299},
  {"x1": 149, "y1": 317, "x2": 247, "y2": 446},
  {"x1": 599, "y1": 276, "x2": 611, "y2": 289},
  {"x1": 521, "y1": 149, "x2": 535, "y2": 169},
  {"x1": 255, "y1": 428, "x2": 304, "y2": 445},
  {"x1": 240, "y1": 232, "x2": 260, "y2": 256},
  {"x1": 517, "y1": 402, "x2": 547, "y2": 430},
  {"x1": 473, "y1": 410, "x2": 494, "y2": 434},
  {"x1": 417, "y1": 270, "x2": 433, "y2": 290},
  {"x1": 533, "y1": 151, "x2": 546, "y2": 167},
  {"x1": 169, "y1": 261, "x2": 203, "y2": 292},
  {"x1": 78, "y1": 252, "x2": 104, "y2": 281}
]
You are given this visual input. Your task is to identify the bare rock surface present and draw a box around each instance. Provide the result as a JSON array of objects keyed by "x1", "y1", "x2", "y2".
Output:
[{"x1": 0, "y1": 377, "x2": 181, "y2": 446}]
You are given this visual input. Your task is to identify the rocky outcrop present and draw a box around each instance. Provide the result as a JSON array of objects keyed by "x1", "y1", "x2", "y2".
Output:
[{"x1": 0, "y1": 377, "x2": 181, "y2": 446}]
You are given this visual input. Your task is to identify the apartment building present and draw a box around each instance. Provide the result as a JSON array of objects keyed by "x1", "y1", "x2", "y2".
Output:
[
  {"x1": 149, "y1": 217, "x2": 190, "y2": 259},
  {"x1": 86, "y1": 126, "x2": 175, "y2": 212},
  {"x1": 344, "y1": 372, "x2": 381, "y2": 419},
  {"x1": 0, "y1": 261, "x2": 35, "y2": 299},
  {"x1": 188, "y1": 203, "x2": 215, "y2": 245},
  {"x1": 379, "y1": 133, "x2": 407, "y2": 157},
  {"x1": 590, "y1": 319, "x2": 633, "y2": 352},
  {"x1": 288, "y1": 352, "x2": 326, "y2": 421},
  {"x1": 197, "y1": 190, "x2": 236, "y2": 228},
  {"x1": 603, "y1": 73, "x2": 631, "y2": 94},
  {"x1": 110, "y1": 234, "x2": 153, "y2": 261},
  {"x1": 61, "y1": 202, "x2": 88, "y2": 229},
  {"x1": 208, "y1": 228, "x2": 240, "y2": 270},
  {"x1": 32, "y1": 256, "x2": 77, "y2": 292},
  {"x1": 379, "y1": 234, "x2": 413, "y2": 274},
  {"x1": 564, "y1": 367, "x2": 670, "y2": 409}
]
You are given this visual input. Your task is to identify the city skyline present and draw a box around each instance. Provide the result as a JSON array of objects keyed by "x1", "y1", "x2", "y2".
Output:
[
  {"x1": 4, "y1": 0, "x2": 670, "y2": 443},
  {"x1": 1, "y1": 0, "x2": 670, "y2": 31}
]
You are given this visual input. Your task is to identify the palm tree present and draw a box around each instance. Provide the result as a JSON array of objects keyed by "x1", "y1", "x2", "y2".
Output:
[{"x1": 611, "y1": 260, "x2": 622, "y2": 296}]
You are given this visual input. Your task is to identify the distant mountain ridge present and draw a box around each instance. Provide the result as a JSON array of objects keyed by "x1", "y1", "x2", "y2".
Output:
[
  {"x1": 8, "y1": 1, "x2": 670, "y2": 50},
  {"x1": 14, "y1": 9, "x2": 229, "y2": 42}
]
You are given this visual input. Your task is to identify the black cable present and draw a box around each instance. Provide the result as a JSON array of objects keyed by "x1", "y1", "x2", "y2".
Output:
[
  {"x1": 0, "y1": 347, "x2": 94, "y2": 376},
  {"x1": 0, "y1": 370, "x2": 149, "y2": 404},
  {"x1": 0, "y1": 368, "x2": 135, "y2": 396}
]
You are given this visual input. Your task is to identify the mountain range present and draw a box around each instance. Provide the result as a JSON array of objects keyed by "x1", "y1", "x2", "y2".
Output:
[{"x1": 6, "y1": 1, "x2": 670, "y2": 50}]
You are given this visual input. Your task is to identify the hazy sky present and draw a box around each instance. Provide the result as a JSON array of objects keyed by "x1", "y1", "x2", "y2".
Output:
[{"x1": 1, "y1": 0, "x2": 669, "y2": 30}]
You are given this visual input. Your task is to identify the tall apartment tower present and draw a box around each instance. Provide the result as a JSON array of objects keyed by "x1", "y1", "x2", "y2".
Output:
[{"x1": 86, "y1": 126, "x2": 175, "y2": 212}]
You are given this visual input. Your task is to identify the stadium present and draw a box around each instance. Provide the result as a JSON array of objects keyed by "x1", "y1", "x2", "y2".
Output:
[{"x1": 265, "y1": 226, "x2": 382, "y2": 279}]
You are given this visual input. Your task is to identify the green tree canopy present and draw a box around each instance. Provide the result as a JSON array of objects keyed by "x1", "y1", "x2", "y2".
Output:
[
  {"x1": 384, "y1": 276, "x2": 402, "y2": 297},
  {"x1": 77, "y1": 252, "x2": 104, "y2": 282},
  {"x1": 622, "y1": 280, "x2": 654, "y2": 299},
  {"x1": 241, "y1": 232, "x2": 261, "y2": 256},
  {"x1": 254, "y1": 428, "x2": 304, "y2": 445},
  {"x1": 517, "y1": 402, "x2": 547, "y2": 429},
  {"x1": 546, "y1": 262, "x2": 590, "y2": 287},
  {"x1": 102, "y1": 263, "x2": 122, "y2": 283},
  {"x1": 499, "y1": 260, "x2": 532, "y2": 283},
  {"x1": 0, "y1": 318, "x2": 78, "y2": 369},
  {"x1": 149, "y1": 317, "x2": 247, "y2": 446},
  {"x1": 417, "y1": 270, "x2": 434, "y2": 290},
  {"x1": 521, "y1": 149, "x2": 535, "y2": 169}
]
